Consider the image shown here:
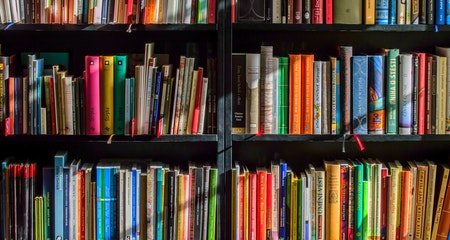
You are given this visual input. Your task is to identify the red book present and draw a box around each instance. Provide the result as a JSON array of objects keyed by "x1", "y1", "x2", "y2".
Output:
[
  {"x1": 8, "y1": 77, "x2": 14, "y2": 135},
  {"x1": 49, "y1": 77, "x2": 57, "y2": 135},
  {"x1": 256, "y1": 168, "x2": 267, "y2": 240},
  {"x1": 208, "y1": 0, "x2": 216, "y2": 23},
  {"x1": 238, "y1": 174, "x2": 245, "y2": 240},
  {"x1": 380, "y1": 166, "x2": 389, "y2": 240},
  {"x1": 301, "y1": 54, "x2": 314, "y2": 134},
  {"x1": 249, "y1": 171, "x2": 257, "y2": 240},
  {"x1": 294, "y1": 0, "x2": 302, "y2": 23},
  {"x1": 312, "y1": 0, "x2": 323, "y2": 23},
  {"x1": 78, "y1": 168, "x2": 86, "y2": 239},
  {"x1": 413, "y1": 52, "x2": 426, "y2": 135},
  {"x1": 325, "y1": 0, "x2": 332, "y2": 24},
  {"x1": 84, "y1": 56, "x2": 101, "y2": 135},
  {"x1": 191, "y1": 67, "x2": 204, "y2": 134},
  {"x1": 340, "y1": 162, "x2": 349, "y2": 240},
  {"x1": 266, "y1": 172, "x2": 273, "y2": 238}
]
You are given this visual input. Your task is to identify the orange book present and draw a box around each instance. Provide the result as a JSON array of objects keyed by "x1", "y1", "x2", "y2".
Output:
[
  {"x1": 289, "y1": 54, "x2": 302, "y2": 134},
  {"x1": 364, "y1": 0, "x2": 375, "y2": 24},
  {"x1": 301, "y1": 54, "x2": 314, "y2": 134},
  {"x1": 436, "y1": 177, "x2": 450, "y2": 240},
  {"x1": 78, "y1": 168, "x2": 86, "y2": 240},
  {"x1": 414, "y1": 161, "x2": 429, "y2": 240},
  {"x1": 256, "y1": 168, "x2": 267, "y2": 240},
  {"x1": 400, "y1": 168, "x2": 411, "y2": 240},
  {"x1": 249, "y1": 170, "x2": 257, "y2": 240}
]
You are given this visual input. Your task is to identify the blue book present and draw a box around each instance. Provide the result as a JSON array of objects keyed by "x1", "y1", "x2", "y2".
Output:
[
  {"x1": 352, "y1": 55, "x2": 369, "y2": 134},
  {"x1": 54, "y1": 150, "x2": 68, "y2": 240},
  {"x1": 131, "y1": 164, "x2": 137, "y2": 240},
  {"x1": 375, "y1": 0, "x2": 389, "y2": 24},
  {"x1": 103, "y1": 165, "x2": 112, "y2": 239},
  {"x1": 398, "y1": 54, "x2": 414, "y2": 134},
  {"x1": 335, "y1": 60, "x2": 341, "y2": 135},
  {"x1": 388, "y1": 0, "x2": 397, "y2": 24},
  {"x1": 437, "y1": 0, "x2": 446, "y2": 24},
  {"x1": 368, "y1": 55, "x2": 386, "y2": 135},
  {"x1": 63, "y1": 162, "x2": 70, "y2": 240},
  {"x1": 32, "y1": 58, "x2": 44, "y2": 135},
  {"x1": 151, "y1": 71, "x2": 163, "y2": 135},
  {"x1": 110, "y1": 165, "x2": 119, "y2": 239},
  {"x1": 279, "y1": 162, "x2": 287, "y2": 240},
  {"x1": 447, "y1": 0, "x2": 450, "y2": 24},
  {"x1": 96, "y1": 165, "x2": 104, "y2": 240}
]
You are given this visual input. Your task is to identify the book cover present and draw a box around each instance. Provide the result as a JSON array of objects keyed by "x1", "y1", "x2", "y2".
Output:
[
  {"x1": 333, "y1": 0, "x2": 362, "y2": 24},
  {"x1": 368, "y1": 55, "x2": 386, "y2": 134},
  {"x1": 313, "y1": 61, "x2": 323, "y2": 135},
  {"x1": 321, "y1": 61, "x2": 331, "y2": 135},
  {"x1": 424, "y1": 160, "x2": 437, "y2": 240},
  {"x1": 437, "y1": 0, "x2": 446, "y2": 24},
  {"x1": 434, "y1": 46, "x2": 450, "y2": 134},
  {"x1": 278, "y1": 57, "x2": 289, "y2": 134},
  {"x1": 389, "y1": 0, "x2": 397, "y2": 24},
  {"x1": 302, "y1": 0, "x2": 311, "y2": 23},
  {"x1": 414, "y1": 161, "x2": 429, "y2": 240},
  {"x1": 352, "y1": 55, "x2": 368, "y2": 134},
  {"x1": 207, "y1": 168, "x2": 218, "y2": 240},
  {"x1": 256, "y1": 167, "x2": 267, "y2": 240},
  {"x1": 151, "y1": 71, "x2": 162, "y2": 135},
  {"x1": 400, "y1": 167, "x2": 412, "y2": 240},
  {"x1": 85, "y1": 55, "x2": 101, "y2": 135},
  {"x1": 311, "y1": 0, "x2": 323, "y2": 23},
  {"x1": 191, "y1": 67, "x2": 204, "y2": 135},
  {"x1": 245, "y1": 53, "x2": 260, "y2": 134},
  {"x1": 398, "y1": 53, "x2": 413, "y2": 134},
  {"x1": 365, "y1": 0, "x2": 375, "y2": 24},
  {"x1": 412, "y1": 52, "x2": 426, "y2": 135},
  {"x1": 113, "y1": 55, "x2": 127, "y2": 135},
  {"x1": 302, "y1": 54, "x2": 314, "y2": 134},
  {"x1": 411, "y1": 0, "x2": 419, "y2": 24},
  {"x1": 383, "y1": 48, "x2": 400, "y2": 134},
  {"x1": 324, "y1": 160, "x2": 340, "y2": 240},
  {"x1": 431, "y1": 164, "x2": 450, "y2": 240},
  {"x1": 237, "y1": 0, "x2": 265, "y2": 22},
  {"x1": 272, "y1": 57, "x2": 279, "y2": 134},
  {"x1": 329, "y1": 56, "x2": 341, "y2": 135},
  {"x1": 435, "y1": 176, "x2": 450, "y2": 240}
]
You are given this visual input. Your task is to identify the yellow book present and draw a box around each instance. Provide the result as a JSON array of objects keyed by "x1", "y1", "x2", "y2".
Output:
[
  {"x1": 291, "y1": 174, "x2": 298, "y2": 240},
  {"x1": 423, "y1": 160, "x2": 437, "y2": 240},
  {"x1": 387, "y1": 160, "x2": 402, "y2": 240},
  {"x1": 56, "y1": 70, "x2": 67, "y2": 134},
  {"x1": 365, "y1": 0, "x2": 375, "y2": 24},
  {"x1": 437, "y1": 56, "x2": 447, "y2": 134},
  {"x1": 177, "y1": 173, "x2": 185, "y2": 239},
  {"x1": 34, "y1": 196, "x2": 43, "y2": 240},
  {"x1": 324, "y1": 160, "x2": 341, "y2": 240},
  {"x1": 100, "y1": 55, "x2": 115, "y2": 135}
]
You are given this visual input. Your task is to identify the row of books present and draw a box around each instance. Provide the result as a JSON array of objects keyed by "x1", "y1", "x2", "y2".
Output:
[
  {"x1": 0, "y1": 42, "x2": 218, "y2": 136},
  {"x1": 232, "y1": 45, "x2": 450, "y2": 135},
  {"x1": 234, "y1": 0, "x2": 450, "y2": 25},
  {"x1": 0, "y1": 0, "x2": 216, "y2": 24},
  {"x1": 230, "y1": 158, "x2": 450, "y2": 240},
  {"x1": 0, "y1": 150, "x2": 219, "y2": 240}
]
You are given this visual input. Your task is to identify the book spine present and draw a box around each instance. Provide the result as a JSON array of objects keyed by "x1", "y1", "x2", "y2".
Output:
[
  {"x1": 414, "y1": 165, "x2": 429, "y2": 240},
  {"x1": 289, "y1": 54, "x2": 302, "y2": 134},
  {"x1": 256, "y1": 169, "x2": 267, "y2": 240},
  {"x1": 375, "y1": 0, "x2": 389, "y2": 24},
  {"x1": 389, "y1": 0, "x2": 397, "y2": 24},
  {"x1": 324, "y1": 161, "x2": 340, "y2": 240},
  {"x1": 192, "y1": 68, "x2": 204, "y2": 135},
  {"x1": 325, "y1": 0, "x2": 332, "y2": 23},
  {"x1": 385, "y1": 49, "x2": 400, "y2": 134},
  {"x1": 431, "y1": 166, "x2": 449, "y2": 240},
  {"x1": 311, "y1": 0, "x2": 323, "y2": 23},
  {"x1": 278, "y1": 57, "x2": 289, "y2": 134},
  {"x1": 352, "y1": 55, "x2": 369, "y2": 134},
  {"x1": 279, "y1": 163, "x2": 287, "y2": 239},
  {"x1": 113, "y1": 55, "x2": 127, "y2": 135},
  {"x1": 231, "y1": 54, "x2": 247, "y2": 134},
  {"x1": 368, "y1": 55, "x2": 386, "y2": 134},
  {"x1": 313, "y1": 61, "x2": 322, "y2": 134},
  {"x1": 246, "y1": 53, "x2": 260, "y2": 134},
  {"x1": 411, "y1": 0, "x2": 419, "y2": 23},
  {"x1": 400, "y1": 170, "x2": 411, "y2": 240},
  {"x1": 260, "y1": 45, "x2": 274, "y2": 134},
  {"x1": 54, "y1": 151, "x2": 67, "y2": 240},
  {"x1": 207, "y1": 168, "x2": 217, "y2": 240},
  {"x1": 399, "y1": 54, "x2": 413, "y2": 135},
  {"x1": 316, "y1": 170, "x2": 325, "y2": 240},
  {"x1": 302, "y1": 54, "x2": 314, "y2": 134},
  {"x1": 354, "y1": 163, "x2": 364, "y2": 240},
  {"x1": 424, "y1": 163, "x2": 437, "y2": 240},
  {"x1": 96, "y1": 167, "x2": 104, "y2": 240},
  {"x1": 365, "y1": 0, "x2": 375, "y2": 23},
  {"x1": 437, "y1": 0, "x2": 446, "y2": 24},
  {"x1": 339, "y1": 46, "x2": 352, "y2": 134},
  {"x1": 85, "y1": 56, "x2": 100, "y2": 135},
  {"x1": 151, "y1": 71, "x2": 162, "y2": 135}
]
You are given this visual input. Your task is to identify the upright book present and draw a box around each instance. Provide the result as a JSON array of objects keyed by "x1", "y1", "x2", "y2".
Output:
[
  {"x1": 352, "y1": 55, "x2": 368, "y2": 134},
  {"x1": 245, "y1": 53, "x2": 260, "y2": 134},
  {"x1": 85, "y1": 55, "x2": 101, "y2": 135},
  {"x1": 54, "y1": 150, "x2": 68, "y2": 240}
]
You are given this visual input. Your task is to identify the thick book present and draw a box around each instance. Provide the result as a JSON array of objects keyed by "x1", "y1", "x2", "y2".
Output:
[
  {"x1": 398, "y1": 53, "x2": 413, "y2": 135},
  {"x1": 245, "y1": 53, "x2": 260, "y2": 134},
  {"x1": 339, "y1": 46, "x2": 353, "y2": 134},
  {"x1": 301, "y1": 54, "x2": 314, "y2": 134},
  {"x1": 329, "y1": 56, "x2": 341, "y2": 135},
  {"x1": 375, "y1": 0, "x2": 389, "y2": 24},
  {"x1": 236, "y1": 0, "x2": 265, "y2": 22},
  {"x1": 431, "y1": 164, "x2": 450, "y2": 240},
  {"x1": 289, "y1": 54, "x2": 302, "y2": 134},
  {"x1": 313, "y1": 61, "x2": 323, "y2": 134},
  {"x1": 423, "y1": 160, "x2": 437, "y2": 240},
  {"x1": 382, "y1": 48, "x2": 400, "y2": 134},
  {"x1": 85, "y1": 55, "x2": 101, "y2": 135},
  {"x1": 352, "y1": 55, "x2": 368, "y2": 134},
  {"x1": 260, "y1": 45, "x2": 274, "y2": 134},
  {"x1": 368, "y1": 55, "x2": 386, "y2": 134},
  {"x1": 324, "y1": 160, "x2": 341, "y2": 240},
  {"x1": 412, "y1": 52, "x2": 427, "y2": 135},
  {"x1": 333, "y1": 0, "x2": 362, "y2": 24},
  {"x1": 113, "y1": 55, "x2": 127, "y2": 135}
]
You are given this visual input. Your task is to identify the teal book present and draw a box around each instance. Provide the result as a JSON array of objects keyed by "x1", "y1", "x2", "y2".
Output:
[
  {"x1": 96, "y1": 165, "x2": 104, "y2": 240},
  {"x1": 353, "y1": 160, "x2": 364, "y2": 240},
  {"x1": 207, "y1": 168, "x2": 218, "y2": 240},
  {"x1": 383, "y1": 48, "x2": 400, "y2": 134},
  {"x1": 352, "y1": 55, "x2": 368, "y2": 134},
  {"x1": 155, "y1": 166, "x2": 164, "y2": 240},
  {"x1": 113, "y1": 55, "x2": 127, "y2": 135},
  {"x1": 54, "y1": 150, "x2": 68, "y2": 240},
  {"x1": 278, "y1": 57, "x2": 289, "y2": 134}
]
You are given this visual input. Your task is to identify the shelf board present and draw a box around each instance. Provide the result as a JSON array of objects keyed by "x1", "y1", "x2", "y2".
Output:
[
  {"x1": 1, "y1": 134, "x2": 218, "y2": 143},
  {"x1": 232, "y1": 134, "x2": 450, "y2": 142},
  {"x1": 233, "y1": 23, "x2": 450, "y2": 32},
  {"x1": 0, "y1": 23, "x2": 217, "y2": 32}
]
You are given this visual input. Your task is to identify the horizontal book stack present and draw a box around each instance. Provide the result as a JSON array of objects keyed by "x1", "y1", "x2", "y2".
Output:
[
  {"x1": 0, "y1": 150, "x2": 219, "y2": 239},
  {"x1": 232, "y1": 45, "x2": 450, "y2": 135},
  {"x1": 0, "y1": 0, "x2": 216, "y2": 24},
  {"x1": 230, "y1": 158, "x2": 450, "y2": 240},
  {"x1": 0, "y1": 42, "x2": 217, "y2": 136},
  {"x1": 234, "y1": 0, "x2": 450, "y2": 25}
]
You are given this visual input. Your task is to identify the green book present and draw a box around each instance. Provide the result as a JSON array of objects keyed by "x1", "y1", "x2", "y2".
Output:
[
  {"x1": 278, "y1": 57, "x2": 289, "y2": 134},
  {"x1": 162, "y1": 77, "x2": 174, "y2": 135},
  {"x1": 285, "y1": 170, "x2": 292, "y2": 238},
  {"x1": 113, "y1": 55, "x2": 128, "y2": 135},
  {"x1": 353, "y1": 160, "x2": 364, "y2": 240},
  {"x1": 207, "y1": 168, "x2": 218, "y2": 240},
  {"x1": 298, "y1": 173, "x2": 304, "y2": 240},
  {"x1": 384, "y1": 48, "x2": 400, "y2": 134}
]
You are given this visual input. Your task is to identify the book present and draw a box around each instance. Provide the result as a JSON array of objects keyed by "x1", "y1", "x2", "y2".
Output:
[
  {"x1": 324, "y1": 160, "x2": 341, "y2": 240},
  {"x1": 85, "y1": 55, "x2": 101, "y2": 135},
  {"x1": 289, "y1": 54, "x2": 302, "y2": 134},
  {"x1": 432, "y1": 164, "x2": 450, "y2": 240},
  {"x1": 302, "y1": 54, "x2": 314, "y2": 134},
  {"x1": 398, "y1": 53, "x2": 413, "y2": 135},
  {"x1": 245, "y1": 53, "x2": 260, "y2": 134},
  {"x1": 436, "y1": 168, "x2": 450, "y2": 240},
  {"x1": 375, "y1": 0, "x2": 389, "y2": 24},
  {"x1": 423, "y1": 160, "x2": 437, "y2": 240},
  {"x1": 313, "y1": 61, "x2": 323, "y2": 135},
  {"x1": 237, "y1": 0, "x2": 265, "y2": 21},
  {"x1": 368, "y1": 55, "x2": 386, "y2": 134},
  {"x1": 278, "y1": 56, "x2": 289, "y2": 134},
  {"x1": 113, "y1": 55, "x2": 127, "y2": 135},
  {"x1": 333, "y1": 0, "x2": 362, "y2": 24},
  {"x1": 352, "y1": 55, "x2": 368, "y2": 134},
  {"x1": 383, "y1": 48, "x2": 400, "y2": 134},
  {"x1": 339, "y1": 46, "x2": 353, "y2": 134},
  {"x1": 414, "y1": 161, "x2": 429, "y2": 240},
  {"x1": 260, "y1": 45, "x2": 274, "y2": 134},
  {"x1": 54, "y1": 150, "x2": 68, "y2": 240},
  {"x1": 329, "y1": 56, "x2": 341, "y2": 135}
]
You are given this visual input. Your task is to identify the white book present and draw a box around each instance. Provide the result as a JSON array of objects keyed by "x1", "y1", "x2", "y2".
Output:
[
  {"x1": 202, "y1": 165, "x2": 211, "y2": 240},
  {"x1": 64, "y1": 75, "x2": 74, "y2": 135},
  {"x1": 125, "y1": 166, "x2": 133, "y2": 239},
  {"x1": 397, "y1": 0, "x2": 406, "y2": 24},
  {"x1": 93, "y1": 0, "x2": 103, "y2": 23},
  {"x1": 322, "y1": 61, "x2": 331, "y2": 134},
  {"x1": 118, "y1": 167, "x2": 126, "y2": 239},
  {"x1": 398, "y1": 53, "x2": 413, "y2": 135},
  {"x1": 271, "y1": 162, "x2": 280, "y2": 239},
  {"x1": 183, "y1": 0, "x2": 191, "y2": 23},
  {"x1": 69, "y1": 159, "x2": 81, "y2": 240},
  {"x1": 135, "y1": 65, "x2": 146, "y2": 135},
  {"x1": 315, "y1": 167, "x2": 325, "y2": 240},
  {"x1": 245, "y1": 53, "x2": 260, "y2": 134},
  {"x1": 2, "y1": 0, "x2": 12, "y2": 23},
  {"x1": 260, "y1": 45, "x2": 274, "y2": 134},
  {"x1": 272, "y1": 0, "x2": 281, "y2": 23},
  {"x1": 313, "y1": 61, "x2": 323, "y2": 134},
  {"x1": 272, "y1": 57, "x2": 279, "y2": 134}
]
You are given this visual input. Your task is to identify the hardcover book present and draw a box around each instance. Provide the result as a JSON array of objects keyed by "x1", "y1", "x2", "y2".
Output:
[
  {"x1": 232, "y1": 53, "x2": 246, "y2": 134},
  {"x1": 245, "y1": 53, "x2": 260, "y2": 134},
  {"x1": 237, "y1": 0, "x2": 265, "y2": 22},
  {"x1": 382, "y1": 48, "x2": 400, "y2": 134},
  {"x1": 339, "y1": 46, "x2": 353, "y2": 134},
  {"x1": 260, "y1": 45, "x2": 274, "y2": 134},
  {"x1": 368, "y1": 55, "x2": 385, "y2": 134},
  {"x1": 113, "y1": 55, "x2": 127, "y2": 135},
  {"x1": 333, "y1": 0, "x2": 362, "y2": 24},
  {"x1": 85, "y1": 55, "x2": 101, "y2": 135},
  {"x1": 352, "y1": 55, "x2": 368, "y2": 134},
  {"x1": 398, "y1": 53, "x2": 413, "y2": 135}
]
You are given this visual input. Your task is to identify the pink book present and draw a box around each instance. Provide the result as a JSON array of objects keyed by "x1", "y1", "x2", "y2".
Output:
[
  {"x1": 85, "y1": 55, "x2": 101, "y2": 135},
  {"x1": 208, "y1": 0, "x2": 216, "y2": 23},
  {"x1": 191, "y1": 67, "x2": 204, "y2": 134}
]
